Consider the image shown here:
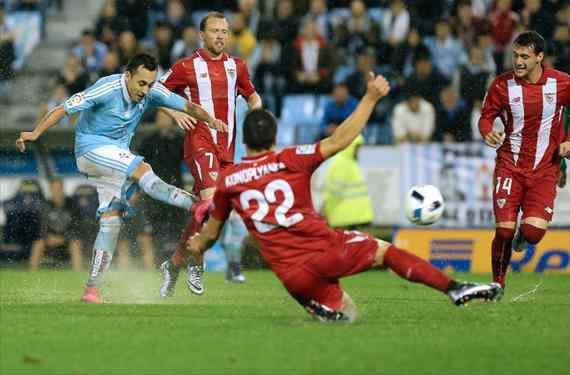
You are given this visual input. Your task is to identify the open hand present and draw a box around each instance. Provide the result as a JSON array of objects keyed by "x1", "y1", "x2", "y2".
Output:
[
  {"x1": 171, "y1": 111, "x2": 197, "y2": 131},
  {"x1": 208, "y1": 119, "x2": 228, "y2": 132}
]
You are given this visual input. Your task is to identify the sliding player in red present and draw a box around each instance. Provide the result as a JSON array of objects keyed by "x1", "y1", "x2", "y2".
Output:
[{"x1": 188, "y1": 73, "x2": 502, "y2": 322}]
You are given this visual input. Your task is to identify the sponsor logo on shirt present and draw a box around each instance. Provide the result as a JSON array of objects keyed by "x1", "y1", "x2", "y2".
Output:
[
  {"x1": 66, "y1": 93, "x2": 85, "y2": 108},
  {"x1": 544, "y1": 93, "x2": 555, "y2": 104},
  {"x1": 226, "y1": 68, "x2": 236, "y2": 79},
  {"x1": 295, "y1": 144, "x2": 316, "y2": 155},
  {"x1": 512, "y1": 97, "x2": 521, "y2": 103}
]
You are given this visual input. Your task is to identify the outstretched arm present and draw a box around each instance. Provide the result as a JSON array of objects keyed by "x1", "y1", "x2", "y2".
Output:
[
  {"x1": 16, "y1": 105, "x2": 67, "y2": 152},
  {"x1": 184, "y1": 101, "x2": 227, "y2": 132},
  {"x1": 319, "y1": 73, "x2": 390, "y2": 160}
]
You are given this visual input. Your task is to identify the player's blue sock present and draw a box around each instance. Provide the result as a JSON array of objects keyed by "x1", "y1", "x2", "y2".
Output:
[
  {"x1": 138, "y1": 171, "x2": 193, "y2": 210},
  {"x1": 223, "y1": 243, "x2": 242, "y2": 264},
  {"x1": 87, "y1": 216, "x2": 122, "y2": 287}
]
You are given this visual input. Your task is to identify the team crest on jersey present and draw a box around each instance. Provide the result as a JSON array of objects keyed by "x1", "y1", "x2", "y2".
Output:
[
  {"x1": 226, "y1": 68, "x2": 236, "y2": 79},
  {"x1": 66, "y1": 93, "x2": 85, "y2": 108},
  {"x1": 295, "y1": 144, "x2": 316, "y2": 155},
  {"x1": 544, "y1": 93, "x2": 555, "y2": 104},
  {"x1": 209, "y1": 171, "x2": 219, "y2": 180},
  {"x1": 496, "y1": 198, "x2": 506, "y2": 208}
]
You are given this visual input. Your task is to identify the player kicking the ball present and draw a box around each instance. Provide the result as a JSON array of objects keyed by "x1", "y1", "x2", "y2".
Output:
[
  {"x1": 16, "y1": 53, "x2": 226, "y2": 304},
  {"x1": 188, "y1": 73, "x2": 502, "y2": 322}
]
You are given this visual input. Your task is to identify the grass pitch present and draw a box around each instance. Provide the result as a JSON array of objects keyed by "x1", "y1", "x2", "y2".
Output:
[{"x1": 1, "y1": 269, "x2": 568, "y2": 375}]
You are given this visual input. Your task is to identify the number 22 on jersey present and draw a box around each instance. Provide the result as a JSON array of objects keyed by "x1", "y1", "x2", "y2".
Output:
[{"x1": 239, "y1": 179, "x2": 304, "y2": 233}]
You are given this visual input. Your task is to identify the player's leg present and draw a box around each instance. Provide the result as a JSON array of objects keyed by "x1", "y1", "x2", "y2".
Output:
[
  {"x1": 161, "y1": 148, "x2": 219, "y2": 297},
  {"x1": 77, "y1": 146, "x2": 136, "y2": 303},
  {"x1": 491, "y1": 168, "x2": 524, "y2": 288},
  {"x1": 221, "y1": 212, "x2": 247, "y2": 283},
  {"x1": 131, "y1": 162, "x2": 195, "y2": 211},
  {"x1": 29, "y1": 240, "x2": 46, "y2": 271},
  {"x1": 82, "y1": 211, "x2": 122, "y2": 303},
  {"x1": 513, "y1": 172, "x2": 557, "y2": 250},
  {"x1": 374, "y1": 240, "x2": 503, "y2": 305},
  {"x1": 284, "y1": 271, "x2": 357, "y2": 323}
]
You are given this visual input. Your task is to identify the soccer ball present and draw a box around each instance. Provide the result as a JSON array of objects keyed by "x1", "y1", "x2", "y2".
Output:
[{"x1": 405, "y1": 185, "x2": 445, "y2": 225}]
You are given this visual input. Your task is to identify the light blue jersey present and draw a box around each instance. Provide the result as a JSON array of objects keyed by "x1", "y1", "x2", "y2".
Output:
[{"x1": 63, "y1": 73, "x2": 187, "y2": 158}]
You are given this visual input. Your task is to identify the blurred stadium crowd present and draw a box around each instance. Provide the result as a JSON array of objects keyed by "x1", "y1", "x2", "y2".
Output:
[{"x1": 0, "y1": 0, "x2": 568, "y2": 268}]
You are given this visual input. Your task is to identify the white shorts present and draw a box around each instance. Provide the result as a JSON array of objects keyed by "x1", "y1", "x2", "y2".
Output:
[{"x1": 76, "y1": 145, "x2": 144, "y2": 216}]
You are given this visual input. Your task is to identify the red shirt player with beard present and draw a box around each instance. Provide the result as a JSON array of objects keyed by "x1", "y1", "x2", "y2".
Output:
[
  {"x1": 159, "y1": 12, "x2": 262, "y2": 296},
  {"x1": 479, "y1": 31, "x2": 570, "y2": 288},
  {"x1": 188, "y1": 74, "x2": 503, "y2": 322}
]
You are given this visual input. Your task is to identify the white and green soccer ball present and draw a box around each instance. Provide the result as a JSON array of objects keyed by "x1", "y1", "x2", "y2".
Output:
[{"x1": 405, "y1": 185, "x2": 445, "y2": 225}]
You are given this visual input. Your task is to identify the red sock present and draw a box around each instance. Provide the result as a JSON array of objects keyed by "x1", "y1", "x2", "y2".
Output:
[
  {"x1": 491, "y1": 228, "x2": 514, "y2": 288},
  {"x1": 171, "y1": 219, "x2": 202, "y2": 268},
  {"x1": 383, "y1": 245, "x2": 452, "y2": 293}
]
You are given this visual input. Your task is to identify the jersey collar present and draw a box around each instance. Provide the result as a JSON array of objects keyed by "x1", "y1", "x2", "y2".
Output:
[
  {"x1": 196, "y1": 48, "x2": 228, "y2": 62},
  {"x1": 120, "y1": 73, "x2": 133, "y2": 105},
  {"x1": 514, "y1": 65, "x2": 547, "y2": 86},
  {"x1": 241, "y1": 151, "x2": 274, "y2": 163}
]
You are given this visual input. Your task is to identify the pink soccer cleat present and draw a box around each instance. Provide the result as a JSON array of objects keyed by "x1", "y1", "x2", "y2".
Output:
[{"x1": 81, "y1": 286, "x2": 104, "y2": 304}]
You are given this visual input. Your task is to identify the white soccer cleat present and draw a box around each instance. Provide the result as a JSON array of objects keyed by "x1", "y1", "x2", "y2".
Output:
[
  {"x1": 186, "y1": 263, "x2": 205, "y2": 295},
  {"x1": 159, "y1": 260, "x2": 179, "y2": 298},
  {"x1": 448, "y1": 282, "x2": 503, "y2": 306},
  {"x1": 226, "y1": 262, "x2": 246, "y2": 283}
]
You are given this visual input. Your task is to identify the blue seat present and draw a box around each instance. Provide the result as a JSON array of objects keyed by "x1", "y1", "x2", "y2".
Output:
[
  {"x1": 280, "y1": 95, "x2": 321, "y2": 145},
  {"x1": 0, "y1": 150, "x2": 38, "y2": 176}
]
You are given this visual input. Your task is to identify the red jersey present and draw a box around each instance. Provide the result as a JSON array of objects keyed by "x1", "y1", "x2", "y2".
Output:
[
  {"x1": 479, "y1": 68, "x2": 570, "y2": 173},
  {"x1": 211, "y1": 143, "x2": 346, "y2": 278},
  {"x1": 160, "y1": 48, "x2": 256, "y2": 163}
]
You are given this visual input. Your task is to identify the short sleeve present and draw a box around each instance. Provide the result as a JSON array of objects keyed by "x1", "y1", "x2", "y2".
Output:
[
  {"x1": 211, "y1": 184, "x2": 232, "y2": 222},
  {"x1": 63, "y1": 78, "x2": 116, "y2": 115},
  {"x1": 236, "y1": 58, "x2": 256, "y2": 99},
  {"x1": 159, "y1": 62, "x2": 187, "y2": 94},
  {"x1": 148, "y1": 82, "x2": 187, "y2": 111},
  {"x1": 280, "y1": 143, "x2": 324, "y2": 174},
  {"x1": 479, "y1": 77, "x2": 505, "y2": 137}
]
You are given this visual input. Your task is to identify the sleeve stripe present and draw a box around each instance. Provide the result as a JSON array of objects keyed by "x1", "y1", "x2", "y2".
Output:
[
  {"x1": 84, "y1": 80, "x2": 121, "y2": 98},
  {"x1": 84, "y1": 84, "x2": 121, "y2": 100},
  {"x1": 154, "y1": 82, "x2": 171, "y2": 94},
  {"x1": 153, "y1": 83, "x2": 172, "y2": 97}
]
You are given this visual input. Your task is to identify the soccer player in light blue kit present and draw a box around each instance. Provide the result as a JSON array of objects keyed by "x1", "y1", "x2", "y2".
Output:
[{"x1": 16, "y1": 53, "x2": 227, "y2": 304}]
